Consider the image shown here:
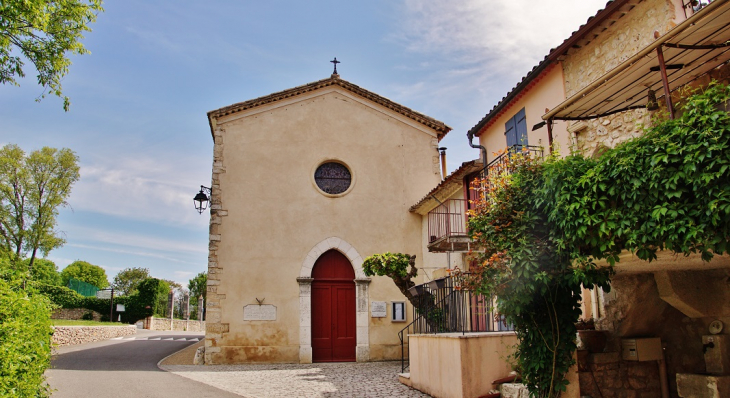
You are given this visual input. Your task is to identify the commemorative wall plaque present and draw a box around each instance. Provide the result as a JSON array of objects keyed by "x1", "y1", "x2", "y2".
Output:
[
  {"x1": 243, "y1": 304, "x2": 277, "y2": 321},
  {"x1": 371, "y1": 301, "x2": 387, "y2": 317}
]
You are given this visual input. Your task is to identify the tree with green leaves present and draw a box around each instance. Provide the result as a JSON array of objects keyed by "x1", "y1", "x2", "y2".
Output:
[
  {"x1": 0, "y1": 0, "x2": 104, "y2": 110},
  {"x1": 0, "y1": 144, "x2": 80, "y2": 279},
  {"x1": 111, "y1": 267, "x2": 150, "y2": 296},
  {"x1": 188, "y1": 271, "x2": 207, "y2": 320},
  {"x1": 60, "y1": 260, "x2": 108, "y2": 289},
  {"x1": 362, "y1": 253, "x2": 421, "y2": 307},
  {"x1": 187, "y1": 272, "x2": 206, "y2": 302},
  {"x1": 23, "y1": 258, "x2": 61, "y2": 285}
]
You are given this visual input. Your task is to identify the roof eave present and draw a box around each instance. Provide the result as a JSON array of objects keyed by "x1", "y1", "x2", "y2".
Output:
[{"x1": 467, "y1": 0, "x2": 631, "y2": 138}]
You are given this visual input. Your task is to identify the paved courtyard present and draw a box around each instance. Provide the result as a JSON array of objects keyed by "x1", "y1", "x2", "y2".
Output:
[{"x1": 161, "y1": 361, "x2": 431, "y2": 398}]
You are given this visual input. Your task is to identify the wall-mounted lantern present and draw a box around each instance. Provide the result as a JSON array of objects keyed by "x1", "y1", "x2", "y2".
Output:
[{"x1": 193, "y1": 185, "x2": 212, "y2": 214}]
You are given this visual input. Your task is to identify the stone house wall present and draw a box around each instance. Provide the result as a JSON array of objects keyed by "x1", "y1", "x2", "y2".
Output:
[
  {"x1": 562, "y1": 0, "x2": 683, "y2": 154},
  {"x1": 578, "y1": 351, "x2": 662, "y2": 398}
]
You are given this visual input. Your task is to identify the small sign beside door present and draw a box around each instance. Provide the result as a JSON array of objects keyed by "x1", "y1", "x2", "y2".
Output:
[{"x1": 371, "y1": 301, "x2": 387, "y2": 317}]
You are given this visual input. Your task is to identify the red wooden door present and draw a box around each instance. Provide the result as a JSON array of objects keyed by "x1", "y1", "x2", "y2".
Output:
[{"x1": 311, "y1": 250, "x2": 356, "y2": 362}]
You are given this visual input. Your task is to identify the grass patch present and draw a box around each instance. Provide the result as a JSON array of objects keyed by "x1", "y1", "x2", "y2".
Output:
[{"x1": 51, "y1": 320, "x2": 126, "y2": 326}]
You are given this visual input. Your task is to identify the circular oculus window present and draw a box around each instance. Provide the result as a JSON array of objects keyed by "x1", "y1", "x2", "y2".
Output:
[{"x1": 314, "y1": 162, "x2": 352, "y2": 195}]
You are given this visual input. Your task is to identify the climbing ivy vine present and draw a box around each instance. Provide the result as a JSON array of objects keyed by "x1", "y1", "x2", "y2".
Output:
[{"x1": 465, "y1": 82, "x2": 730, "y2": 397}]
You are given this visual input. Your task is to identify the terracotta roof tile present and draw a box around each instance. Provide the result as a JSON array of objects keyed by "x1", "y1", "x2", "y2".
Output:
[
  {"x1": 409, "y1": 159, "x2": 483, "y2": 214},
  {"x1": 208, "y1": 74, "x2": 452, "y2": 139}
]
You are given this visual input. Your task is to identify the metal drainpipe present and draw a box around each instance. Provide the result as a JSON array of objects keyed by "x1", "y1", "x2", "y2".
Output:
[{"x1": 467, "y1": 130, "x2": 488, "y2": 175}]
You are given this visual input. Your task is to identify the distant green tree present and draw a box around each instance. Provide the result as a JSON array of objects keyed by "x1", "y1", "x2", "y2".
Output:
[
  {"x1": 0, "y1": 0, "x2": 104, "y2": 110},
  {"x1": 60, "y1": 260, "x2": 108, "y2": 289},
  {"x1": 0, "y1": 144, "x2": 80, "y2": 279},
  {"x1": 22, "y1": 258, "x2": 61, "y2": 286},
  {"x1": 111, "y1": 267, "x2": 150, "y2": 296},
  {"x1": 188, "y1": 272, "x2": 206, "y2": 320},
  {"x1": 188, "y1": 272, "x2": 206, "y2": 303}
]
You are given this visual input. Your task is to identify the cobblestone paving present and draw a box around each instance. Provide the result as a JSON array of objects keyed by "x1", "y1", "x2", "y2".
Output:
[{"x1": 162, "y1": 361, "x2": 431, "y2": 397}]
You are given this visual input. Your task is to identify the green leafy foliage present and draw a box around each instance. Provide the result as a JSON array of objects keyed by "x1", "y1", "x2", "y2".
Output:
[
  {"x1": 0, "y1": 278, "x2": 52, "y2": 397},
  {"x1": 0, "y1": 0, "x2": 104, "y2": 110},
  {"x1": 363, "y1": 252, "x2": 423, "y2": 307},
  {"x1": 23, "y1": 258, "x2": 61, "y2": 285},
  {"x1": 36, "y1": 277, "x2": 167, "y2": 323},
  {"x1": 188, "y1": 272, "x2": 206, "y2": 302},
  {"x1": 466, "y1": 82, "x2": 730, "y2": 397},
  {"x1": 188, "y1": 272, "x2": 206, "y2": 320},
  {"x1": 111, "y1": 267, "x2": 150, "y2": 296},
  {"x1": 60, "y1": 260, "x2": 108, "y2": 289},
  {"x1": 363, "y1": 252, "x2": 415, "y2": 279},
  {"x1": 0, "y1": 145, "x2": 80, "y2": 277}
]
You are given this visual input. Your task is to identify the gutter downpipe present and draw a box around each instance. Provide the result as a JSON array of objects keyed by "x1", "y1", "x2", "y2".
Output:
[{"x1": 467, "y1": 130, "x2": 488, "y2": 176}]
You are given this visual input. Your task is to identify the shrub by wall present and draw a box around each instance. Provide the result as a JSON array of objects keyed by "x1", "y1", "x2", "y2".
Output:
[
  {"x1": 36, "y1": 277, "x2": 163, "y2": 323},
  {"x1": 0, "y1": 279, "x2": 52, "y2": 398}
]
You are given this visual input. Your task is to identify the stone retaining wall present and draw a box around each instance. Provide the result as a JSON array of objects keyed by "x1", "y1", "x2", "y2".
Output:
[
  {"x1": 51, "y1": 308, "x2": 103, "y2": 322},
  {"x1": 52, "y1": 325, "x2": 136, "y2": 346},
  {"x1": 146, "y1": 316, "x2": 205, "y2": 332}
]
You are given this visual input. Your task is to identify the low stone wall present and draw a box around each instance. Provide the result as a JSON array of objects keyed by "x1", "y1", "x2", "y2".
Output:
[
  {"x1": 578, "y1": 351, "x2": 661, "y2": 398},
  {"x1": 51, "y1": 308, "x2": 102, "y2": 322},
  {"x1": 52, "y1": 325, "x2": 136, "y2": 346},
  {"x1": 146, "y1": 316, "x2": 205, "y2": 332}
]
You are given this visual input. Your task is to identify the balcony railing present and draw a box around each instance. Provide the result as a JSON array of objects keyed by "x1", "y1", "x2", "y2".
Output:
[
  {"x1": 486, "y1": 144, "x2": 544, "y2": 176},
  {"x1": 428, "y1": 199, "x2": 467, "y2": 243},
  {"x1": 398, "y1": 274, "x2": 513, "y2": 372},
  {"x1": 426, "y1": 145, "x2": 543, "y2": 253}
]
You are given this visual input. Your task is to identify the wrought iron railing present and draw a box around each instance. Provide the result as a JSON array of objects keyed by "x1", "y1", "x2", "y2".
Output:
[
  {"x1": 427, "y1": 199, "x2": 468, "y2": 243},
  {"x1": 426, "y1": 145, "x2": 543, "y2": 247},
  {"x1": 486, "y1": 144, "x2": 544, "y2": 176},
  {"x1": 397, "y1": 274, "x2": 512, "y2": 372}
]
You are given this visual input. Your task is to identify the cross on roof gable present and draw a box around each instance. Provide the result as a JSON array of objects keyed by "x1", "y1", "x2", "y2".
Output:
[{"x1": 207, "y1": 75, "x2": 452, "y2": 140}]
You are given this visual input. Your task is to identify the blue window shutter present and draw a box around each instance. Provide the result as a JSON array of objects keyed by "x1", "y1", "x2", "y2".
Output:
[
  {"x1": 505, "y1": 116, "x2": 517, "y2": 148},
  {"x1": 515, "y1": 108, "x2": 528, "y2": 146}
]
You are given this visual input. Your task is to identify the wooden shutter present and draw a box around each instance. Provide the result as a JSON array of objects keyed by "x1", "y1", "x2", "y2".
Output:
[
  {"x1": 515, "y1": 108, "x2": 528, "y2": 146},
  {"x1": 505, "y1": 116, "x2": 517, "y2": 148}
]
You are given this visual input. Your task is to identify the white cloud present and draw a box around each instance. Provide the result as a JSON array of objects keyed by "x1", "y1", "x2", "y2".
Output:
[
  {"x1": 69, "y1": 154, "x2": 210, "y2": 228},
  {"x1": 395, "y1": 0, "x2": 609, "y2": 77},
  {"x1": 387, "y1": 0, "x2": 610, "y2": 120}
]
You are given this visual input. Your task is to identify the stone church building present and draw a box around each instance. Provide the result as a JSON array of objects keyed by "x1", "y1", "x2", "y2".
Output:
[{"x1": 203, "y1": 71, "x2": 452, "y2": 364}]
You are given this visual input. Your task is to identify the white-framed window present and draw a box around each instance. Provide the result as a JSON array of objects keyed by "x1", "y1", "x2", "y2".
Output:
[{"x1": 391, "y1": 301, "x2": 406, "y2": 322}]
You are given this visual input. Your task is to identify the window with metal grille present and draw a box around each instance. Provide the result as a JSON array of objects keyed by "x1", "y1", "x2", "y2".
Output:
[{"x1": 314, "y1": 162, "x2": 351, "y2": 195}]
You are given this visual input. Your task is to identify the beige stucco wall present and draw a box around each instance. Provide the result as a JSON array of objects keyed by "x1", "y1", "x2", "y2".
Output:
[
  {"x1": 409, "y1": 332, "x2": 518, "y2": 398},
  {"x1": 478, "y1": 65, "x2": 571, "y2": 161},
  {"x1": 562, "y1": 0, "x2": 687, "y2": 154},
  {"x1": 205, "y1": 85, "x2": 443, "y2": 364}
]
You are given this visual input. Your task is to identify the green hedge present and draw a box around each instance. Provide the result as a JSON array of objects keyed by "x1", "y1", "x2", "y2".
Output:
[
  {"x1": 36, "y1": 278, "x2": 165, "y2": 323},
  {"x1": 0, "y1": 279, "x2": 52, "y2": 398}
]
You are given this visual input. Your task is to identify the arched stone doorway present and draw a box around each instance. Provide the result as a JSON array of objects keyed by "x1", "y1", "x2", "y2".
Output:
[
  {"x1": 311, "y1": 250, "x2": 356, "y2": 362},
  {"x1": 297, "y1": 236, "x2": 370, "y2": 364}
]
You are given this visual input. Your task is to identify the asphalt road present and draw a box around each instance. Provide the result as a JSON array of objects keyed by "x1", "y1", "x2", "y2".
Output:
[{"x1": 46, "y1": 330, "x2": 240, "y2": 398}]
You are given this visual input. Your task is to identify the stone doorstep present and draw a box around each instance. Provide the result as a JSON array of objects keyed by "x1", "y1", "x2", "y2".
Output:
[{"x1": 398, "y1": 373, "x2": 412, "y2": 388}]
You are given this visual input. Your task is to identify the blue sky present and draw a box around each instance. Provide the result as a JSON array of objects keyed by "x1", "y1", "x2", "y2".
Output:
[{"x1": 0, "y1": 0, "x2": 607, "y2": 287}]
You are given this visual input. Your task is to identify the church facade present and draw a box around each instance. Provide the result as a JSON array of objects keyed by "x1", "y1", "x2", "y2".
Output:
[{"x1": 203, "y1": 73, "x2": 451, "y2": 364}]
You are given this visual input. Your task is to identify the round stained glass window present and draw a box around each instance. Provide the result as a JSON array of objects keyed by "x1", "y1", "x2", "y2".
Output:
[{"x1": 314, "y1": 162, "x2": 352, "y2": 195}]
